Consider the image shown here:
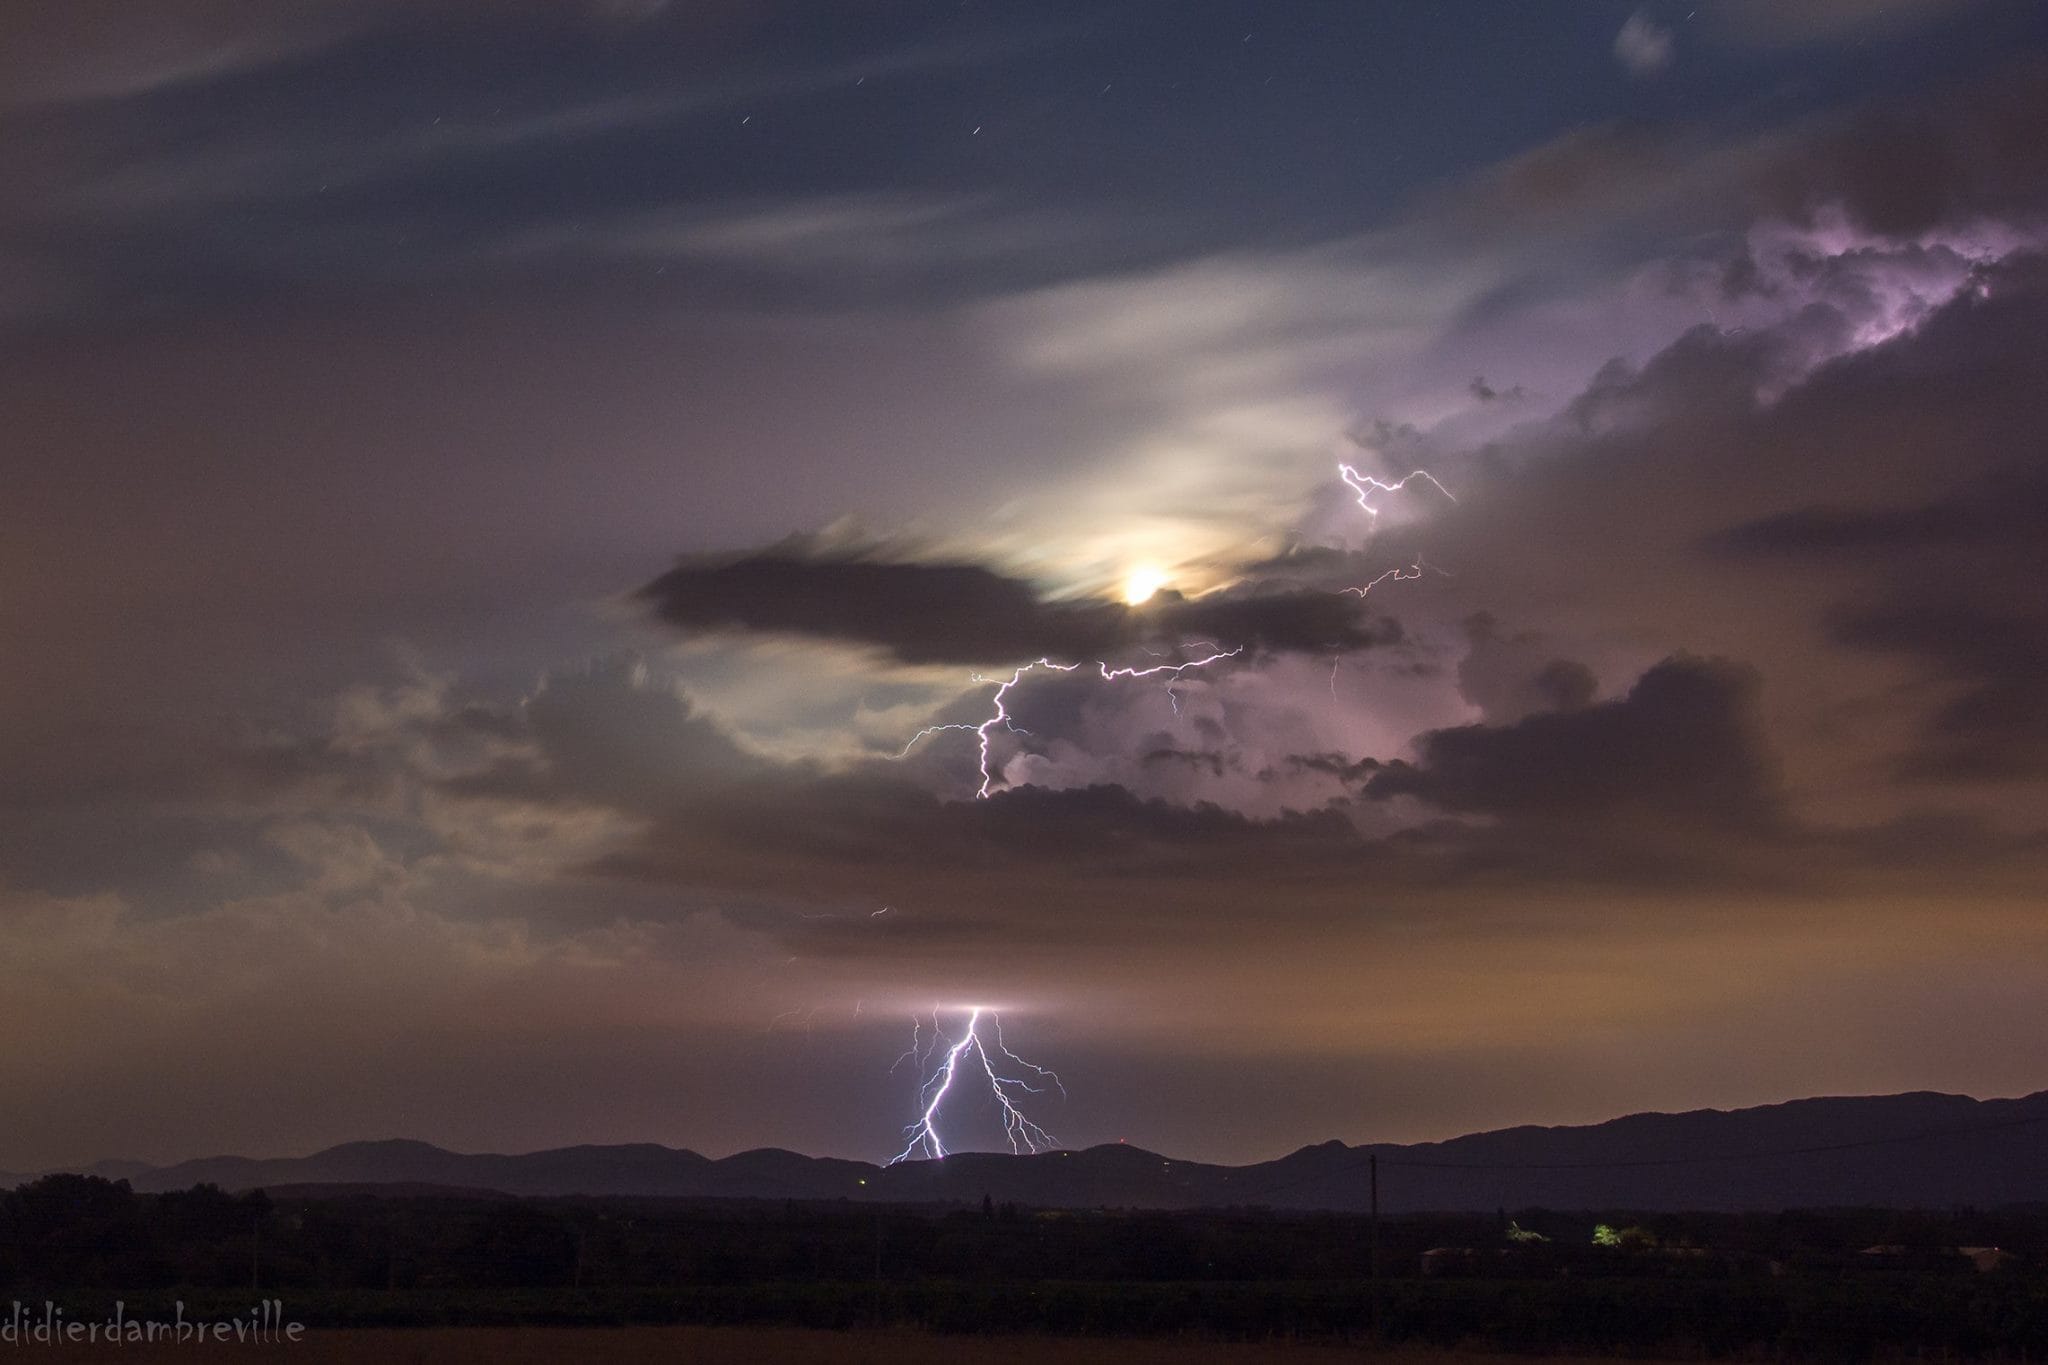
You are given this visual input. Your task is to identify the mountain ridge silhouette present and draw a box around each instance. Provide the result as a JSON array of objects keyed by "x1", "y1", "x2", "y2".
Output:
[{"x1": 35, "y1": 1089, "x2": 2048, "y2": 1211}]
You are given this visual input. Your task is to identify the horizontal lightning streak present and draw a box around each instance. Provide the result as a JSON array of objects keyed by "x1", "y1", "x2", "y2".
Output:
[
  {"x1": 895, "y1": 649, "x2": 1241, "y2": 797},
  {"x1": 894, "y1": 464, "x2": 1448, "y2": 789},
  {"x1": 1336, "y1": 463, "x2": 1457, "y2": 518}
]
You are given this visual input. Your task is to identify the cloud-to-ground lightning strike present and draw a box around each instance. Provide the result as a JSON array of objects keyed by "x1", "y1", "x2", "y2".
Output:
[
  {"x1": 897, "y1": 649, "x2": 1242, "y2": 797},
  {"x1": 872, "y1": 465, "x2": 1455, "y2": 1162},
  {"x1": 888, "y1": 1007, "x2": 1064, "y2": 1164}
]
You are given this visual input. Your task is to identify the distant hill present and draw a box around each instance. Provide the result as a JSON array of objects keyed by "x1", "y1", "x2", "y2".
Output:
[{"x1": 28, "y1": 1090, "x2": 2048, "y2": 1212}]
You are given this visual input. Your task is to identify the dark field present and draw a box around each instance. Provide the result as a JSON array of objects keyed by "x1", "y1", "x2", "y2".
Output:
[
  {"x1": 0, "y1": 1323, "x2": 1620, "y2": 1363},
  {"x1": 0, "y1": 1325, "x2": 1664, "y2": 1363},
  {"x1": 8, "y1": 1177, "x2": 2048, "y2": 1359}
]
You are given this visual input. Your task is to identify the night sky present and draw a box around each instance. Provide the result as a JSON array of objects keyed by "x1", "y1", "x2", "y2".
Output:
[{"x1": 6, "y1": 0, "x2": 2048, "y2": 1172}]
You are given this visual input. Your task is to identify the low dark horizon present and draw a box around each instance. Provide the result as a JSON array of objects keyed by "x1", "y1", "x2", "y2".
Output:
[
  {"x1": 5, "y1": 0, "x2": 2048, "y2": 1176},
  {"x1": 11, "y1": 1082, "x2": 2044, "y2": 1179},
  {"x1": 32, "y1": 1087, "x2": 2048, "y2": 1220}
]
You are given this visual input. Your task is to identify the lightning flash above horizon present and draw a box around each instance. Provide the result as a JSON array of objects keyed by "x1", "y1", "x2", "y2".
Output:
[
  {"x1": 871, "y1": 463, "x2": 1453, "y2": 1162},
  {"x1": 888, "y1": 1007, "x2": 1064, "y2": 1164}
]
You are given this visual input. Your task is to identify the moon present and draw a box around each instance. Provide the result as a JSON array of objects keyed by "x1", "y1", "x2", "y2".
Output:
[{"x1": 1121, "y1": 565, "x2": 1168, "y2": 605}]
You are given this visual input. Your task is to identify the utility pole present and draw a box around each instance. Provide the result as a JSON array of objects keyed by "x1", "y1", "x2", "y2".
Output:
[{"x1": 1368, "y1": 1153, "x2": 1381, "y2": 1345}]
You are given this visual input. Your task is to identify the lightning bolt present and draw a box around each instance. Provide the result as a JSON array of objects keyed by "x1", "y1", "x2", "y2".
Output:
[
  {"x1": 887, "y1": 1006, "x2": 1063, "y2": 1164},
  {"x1": 898, "y1": 648, "x2": 1242, "y2": 797},
  {"x1": 1341, "y1": 556, "x2": 1454, "y2": 599},
  {"x1": 1334, "y1": 465, "x2": 1456, "y2": 595},
  {"x1": 1331, "y1": 463, "x2": 1457, "y2": 690},
  {"x1": 895, "y1": 466, "x2": 1448, "y2": 790},
  {"x1": 870, "y1": 464, "x2": 1456, "y2": 1163},
  {"x1": 1093, "y1": 649, "x2": 1241, "y2": 683},
  {"x1": 1342, "y1": 561, "x2": 1426, "y2": 598},
  {"x1": 769, "y1": 1004, "x2": 818, "y2": 1034},
  {"x1": 1336, "y1": 463, "x2": 1457, "y2": 519}
]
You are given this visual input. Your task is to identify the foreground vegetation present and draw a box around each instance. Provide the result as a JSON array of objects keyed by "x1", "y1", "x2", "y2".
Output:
[
  {"x1": 0, "y1": 1324, "x2": 1633, "y2": 1363},
  {"x1": 6, "y1": 1176, "x2": 2048, "y2": 1359}
]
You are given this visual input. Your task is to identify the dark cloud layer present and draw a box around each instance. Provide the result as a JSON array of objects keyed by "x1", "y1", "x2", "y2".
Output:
[
  {"x1": 418, "y1": 646, "x2": 1960, "y2": 948},
  {"x1": 9, "y1": 0, "x2": 2048, "y2": 1172},
  {"x1": 637, "y1": 548, "x2": 1397, "y2": 664},
  {"x1": 1368, "y1": 657, "x2": 1782, "y2": 832},
  {"x1": 1835, "y1": 604, "x2": 2048, "y2": 781},
  {"x1": 1713, "y1": 465, "x2": 2048, "y2": 782},
  {"x1": 1456, "y1": 52, "x2": 2048, "y2": 244},
  {"x1": 1756, "y1": 56, "x2": 2048, "y2": 236},
  {"x1": 1709, "y1": 468, "x2": 2048, "y2": 563},
  {"x1": 532, "y1": 655, "x2": 2048, "y2": 950},
  {"x1": 1455, "y1": 613, "x2": 1597, "y2": 725}
]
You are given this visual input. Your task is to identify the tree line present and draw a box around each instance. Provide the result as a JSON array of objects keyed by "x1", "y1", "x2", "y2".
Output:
[{"x1": 7, "y1": 1175, "x2": 2048, "y2": 1358}]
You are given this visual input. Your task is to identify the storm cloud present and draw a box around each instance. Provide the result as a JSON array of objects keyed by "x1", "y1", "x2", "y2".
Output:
[
  {"x1": 7, "y1": 1, "x2": 2048, "y2": 1175},
  {"x1": 1368, "y1": 656, "x2": 1783, "y2": 832},
  {"x1": 637, "y1": 547, "x2": 1399, "y2": 664}
]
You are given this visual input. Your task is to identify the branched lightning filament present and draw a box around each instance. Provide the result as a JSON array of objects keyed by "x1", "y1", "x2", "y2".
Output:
[
  {"x1": 896, "y1": 649, "x2": 1241, "y2": 797},
  {"x1": 1336, "y1": 463, "x2": 1457, "y2": 518},
  {"x1": 894, "y1": 463, "x2": 1449, "y2": 788},
  {"x1": 1342, "y1": 556, "x2": 1453, "y2": 598},
  {"x1": 887, "y1": 1007, "x2": 1064, "y2": 1164},
  {"x1": 1335, "y1": 462, "x2": 1457, "y2": 603}
]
